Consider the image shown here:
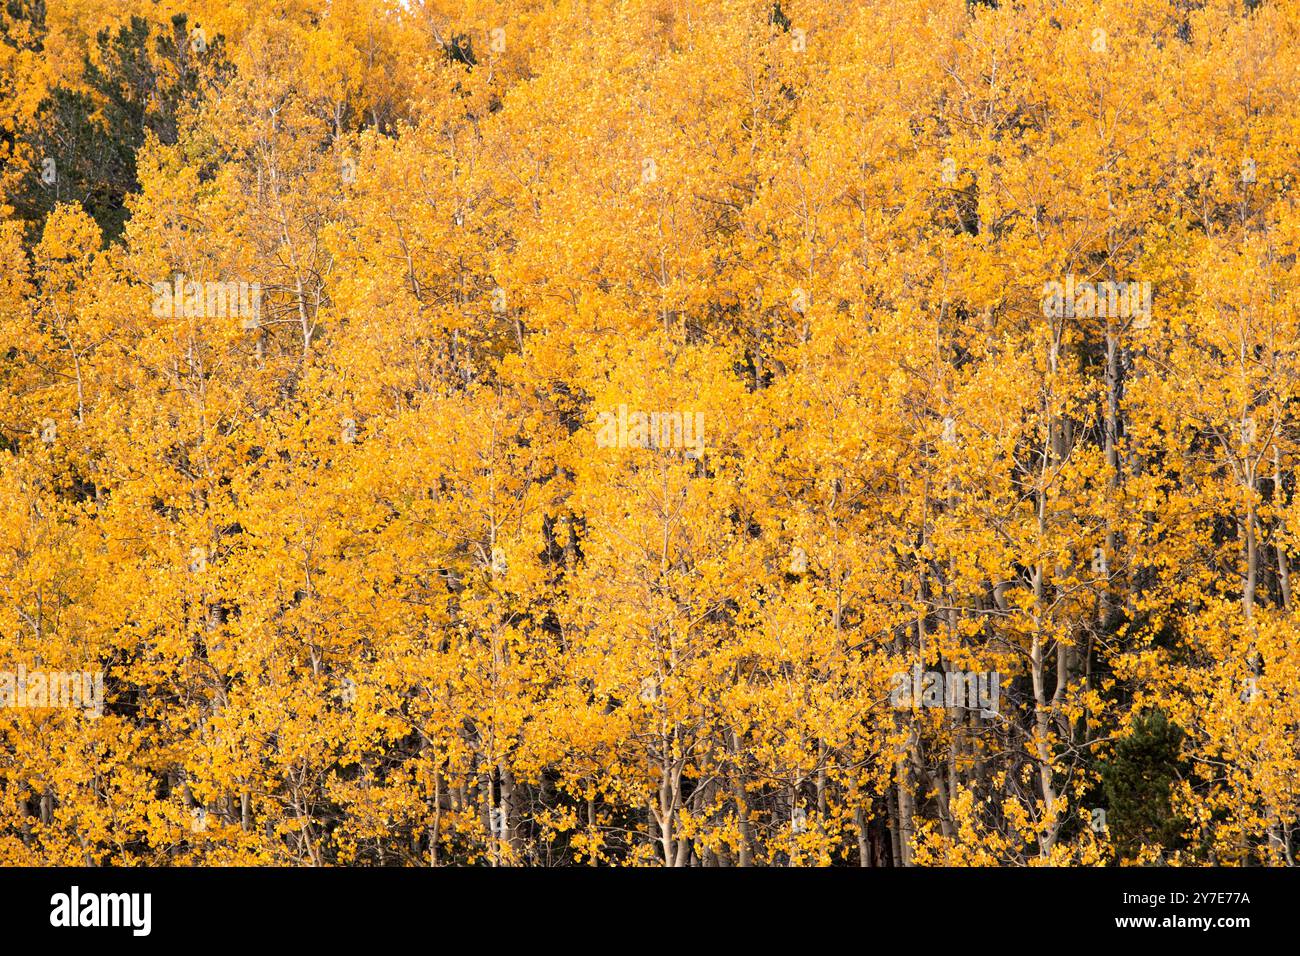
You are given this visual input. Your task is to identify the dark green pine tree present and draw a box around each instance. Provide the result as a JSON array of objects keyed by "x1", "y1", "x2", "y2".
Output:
[
  {"x1": 12, "y1": 13, "x2": 226, "y2": 242},
  {"x1": 1100, "y1": 709, "x2": 1192, "y2": 860}
]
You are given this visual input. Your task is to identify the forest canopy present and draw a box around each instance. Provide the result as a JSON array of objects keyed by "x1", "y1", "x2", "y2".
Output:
[{"x1": 0, "y1": 0, "x2": 1297, "y2": 866}]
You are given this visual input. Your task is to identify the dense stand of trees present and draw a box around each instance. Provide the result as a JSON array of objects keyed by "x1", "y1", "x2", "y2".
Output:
[{"x1": 0, "y1": 0, "x2": 1297, "y2": 865}]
